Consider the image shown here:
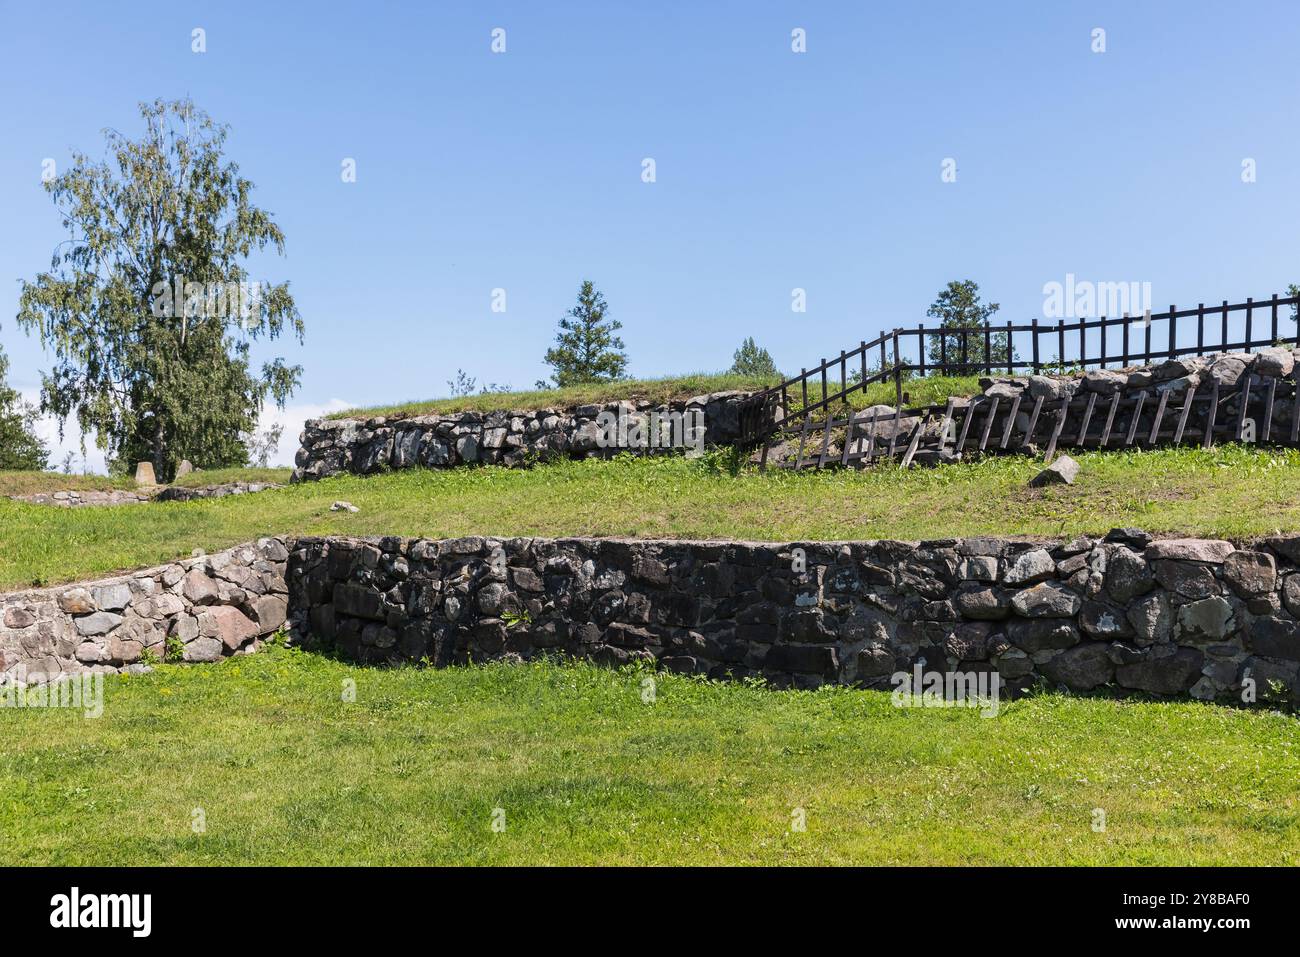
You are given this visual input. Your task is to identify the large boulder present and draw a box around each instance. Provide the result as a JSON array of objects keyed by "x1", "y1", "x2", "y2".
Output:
[
  {"x1": 1003, "y1": 549, "x2": 1056, "y2": 585},
  {"x1": 1253, "y1": 346, "x2": 1294, "y2": 378},
  {"x1": 1145, "y1": 539, "x2": 1234, "y2": 563},
  {"x1": 198, "y1": 606, "x2": 258, "y2": 651},
  {"x1": 1006, "y1": 618, "x2": 1080, "y2": 652},
  {"x1": 1028, "y1": 455, "x2": 1079, "y2": 487},
  {"x1": 73, "y1": 611, "x2": 123, "y2": 637},
  {"x1": 1174, "y1": 597, "x2": 1234, "y2": 643},
  {"x1": 1041, "y1": 643, "x2": 1114, "y2": 690},
  {"x1": 1106, "y1": 547, "x2": 1154, "y2": 602},
  {"x1": 1127, "y1": 592, "x2": 1172, "y2": 644},
  {"x1": 1115, "y1": 648, "x2": 1204, "y2": 695},
  {"x1": 1222, "y1": 551, "x2": 1276, "y2": 598},
  {"x1": 1010, "y1": 582, "x2": 1081, "y2": 618}
]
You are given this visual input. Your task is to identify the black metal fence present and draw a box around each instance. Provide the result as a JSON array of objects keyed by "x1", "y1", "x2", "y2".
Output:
[{"x1": 737, "y1": 293, "x2": 1300, "y2": 448}]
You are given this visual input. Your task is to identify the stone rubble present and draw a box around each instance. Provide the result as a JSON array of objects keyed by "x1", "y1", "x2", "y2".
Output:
[{"x1": 9, "y1": 480, "x2": 282, "y2": 508}]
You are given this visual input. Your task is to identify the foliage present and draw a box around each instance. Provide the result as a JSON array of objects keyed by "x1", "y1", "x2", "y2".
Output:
[
  {"x1": 728, "y1": 337, "x2": 779, "y2": 377},
  {"x1": 925, "y1": 280, "x2": 1012, "y2": 372},
  {"x1": 0, "y1": 346, "x2": 48, "y2": 471},
  {"x1": 15, "y1": 99, "x2": 304, "y2": 482},
  {"x1": 242, "y1": 423, "x2": 284, "y2": 468},
  {"x1": 332, "y1": 372, "x2": 779, "y2": 419},
  {"x1": 543, "y1": 280, "x2": 627, "y2": 387},
  {"x1": 446, "y1": 369, "x2": 511, "y2": 398}
]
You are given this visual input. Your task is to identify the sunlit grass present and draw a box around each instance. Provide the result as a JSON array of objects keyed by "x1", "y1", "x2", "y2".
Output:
[
  {"x1": 330, "y1": 372, "x2": 782, "y2": 419},
  {"x1": 2, "y1": 445, "x2": 1300, "y2": 589},
  {"x1": 0, "y1": 648, "x2": 1294, "y2": 865}
]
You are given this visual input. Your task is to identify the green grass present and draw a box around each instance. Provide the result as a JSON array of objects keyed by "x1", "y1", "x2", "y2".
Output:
[
  {"x1": 0, "y1": 467, "x2": 290, "y2": 497},
  {"x1": 168, "y1": 467, "x2": 290, "y2": 488},
  {"x1": 0, "y1": 472, "x2": 134, "y2": 496},
  {"x1": 3, "y1": 445, "x2": 1300, "y2": 589},
  {"x1": 329, "y1": 371, "x2": 985, "y2": 420},
  {"x1": 331, "y1": 372, "x2": 782, "y2": 418},
  {"x1": 1, "y1": 648, "x2": 1294, "y2": 865},
  {"x1": 788, "y1": 373, "x2": 985, "y2": 414}
]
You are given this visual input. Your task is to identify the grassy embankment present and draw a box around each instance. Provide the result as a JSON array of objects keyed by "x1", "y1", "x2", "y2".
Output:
[
  {"x1": 2, "y1": 445, "x2": 1300, "y2": 589},
  {"x1": 327, "y1": 371, "x2": 986, "y2": 419},
  {"x1": 1, "y1": 648, "x2": 1295, "y2": 866}
]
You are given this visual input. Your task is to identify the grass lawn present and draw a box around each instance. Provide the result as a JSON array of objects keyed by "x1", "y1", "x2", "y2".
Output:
[
  {"x1": 331, "y1": 372, "x2": 783, "y2": 418},
  {"x1": 4, "y1": 446, "x2": 1300, "y2": 589},
  {"x1": 329, "y1": 370, "x2": 987, "y2": 420},
  {"x1": 0, "y1": 467, "x2": 290, "y2": 498},
  {"x1": 1, "y1": 648, "x2": 1294, "y2": 865}
]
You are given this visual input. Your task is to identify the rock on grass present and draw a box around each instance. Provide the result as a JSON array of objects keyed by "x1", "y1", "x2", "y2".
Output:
[{"x1": 1029, "y1": 454, "x2": 1079, "y2": 488}]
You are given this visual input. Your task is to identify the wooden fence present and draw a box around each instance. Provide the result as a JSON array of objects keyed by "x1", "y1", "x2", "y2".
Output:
[{"x1": 737, "y1": 292, "x2": 1300, "y2": 468}]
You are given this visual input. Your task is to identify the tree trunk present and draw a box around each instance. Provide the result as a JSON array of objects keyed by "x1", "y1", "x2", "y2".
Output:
[{"x1": 152, "y1": 418, "x2": 168, "y2": 483}]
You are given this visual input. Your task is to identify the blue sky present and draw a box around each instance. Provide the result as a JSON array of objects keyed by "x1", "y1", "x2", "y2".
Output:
[{"x1": 1, "y1": 1, "x2": 1298, "y2": 469}]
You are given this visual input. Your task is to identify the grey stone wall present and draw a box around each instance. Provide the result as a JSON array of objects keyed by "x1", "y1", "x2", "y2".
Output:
[
  {"x1": 980, "y1": 346, "x2": 1299, "y2": 427},
  {"x1": 0, "y1": 538, "x2": 289, "y2": 685},
  {"x1": 292, "y1": 391, "x2": 759, "y2": 482},
  {"x1": 285, "y1": 531, "x2": 1300, "y2": 704}
]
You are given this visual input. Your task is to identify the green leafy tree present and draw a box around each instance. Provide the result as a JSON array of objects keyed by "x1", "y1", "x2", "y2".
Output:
[
  {"x1": 15, "y1": 99, "x2": 303, "y2": 482},
  {"x1": 925, "y1": 279, "x2": 1011, "y2": 372},
  {"x1": 0, "y1": 345, "x2": 49, "y2": 470},
  {"x1": 728, "y1": 337, "x2": 779, "y2": 377},
  {"x1": 1290, "y1": 284, "x2": 1299, "y2": 326},
  {"x1": 543, "y1": 281, "x2": 627, "y2": 387}
]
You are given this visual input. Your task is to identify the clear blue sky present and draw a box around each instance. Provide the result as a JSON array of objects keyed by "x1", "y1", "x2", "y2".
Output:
[{"x1": 1, "y1": 1, "x2": 1297, "y2": 468}]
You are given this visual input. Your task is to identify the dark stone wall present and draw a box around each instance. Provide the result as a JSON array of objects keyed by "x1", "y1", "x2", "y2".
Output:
[
  {"x1": 292, "y1": 391, "x2": 761, "y2": 482},
  {"x1": 286, "y1": 532, "x2": 1300, "y2": 704}
]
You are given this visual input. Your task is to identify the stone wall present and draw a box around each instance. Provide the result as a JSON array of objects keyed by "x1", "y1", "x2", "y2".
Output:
[
  {"x1": 980, "y1": 346, "x2": 1299, "y2": 424},
  {"x1": 10, "y1": 489, "x2": 153, "y2": 507},
  {"x1": 8, "y1": 480, "x2": 282, "y2": 508},
  {"x1": 0, "y1": 538, "x2": 289, "y2": 685},
  {"x1": 292, "y1": 391, "x2": 759, "y2": 482},
  {"x1": 285, "y1": 532, "x2": 1300, "y2": 704}
]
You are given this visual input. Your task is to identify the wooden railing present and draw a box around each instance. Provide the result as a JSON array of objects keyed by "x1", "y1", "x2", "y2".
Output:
[{"x1": 738, "y1": 292, "x2": 1300, "y2": 464}]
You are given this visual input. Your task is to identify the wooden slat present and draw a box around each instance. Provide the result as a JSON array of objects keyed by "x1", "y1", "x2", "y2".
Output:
[
  {"x1": 1292, "y1": 378, "x2": 1300, "y2": 444},
  {"x1": 1173, "y1": 384, "x2": 1197, "y2": 444},
  {"x1": 1099, "y1": 392, "x2": 1121, "y2": 447},
  {"x1": 1234, "y1": 374, "x2": 1254, "y2": 442},
  {"x1": 1125, "y1": 392, "x2": 1148, "y2": 446},
  {"x1": 1204, "y1": 380, "x2": 1219, "y2": 449},
  {"x1": 1147, "y1": 389, "x2": 1170, "y2": 444},
  {"x1": 1043, "y1": 397, "x2": 1068, "y2": 463},
  {"x1": 978, "y1": 397, "x2": 1000, "y2": 451},
  {"x1": 816, "y1": 412, "x2": 834, "y2": 467},
  {"x1": 999, "y1": 395, "x2": 1021, "y2": 449},
  {"x1": 794, "y1": 413, "x2": 812, "y2": 468},
  {"x1": 887, "y1": 408, "x2": 903, "y2": 461},
  {"x1": 1019, "y1": 395, "x2": 1044, "y2": 449},
  {"x1": 954, "y1": 399, "x2": 979, "y2": 456},
  {"x1": 840, "y1": 410, "x2": 861, "y2": 466},
  {"x1": 900, "y1": 413, "x2": 930, "y2": 468},
  {"x1": 1263, "y1": 376, "x2": 1278, "y2": 442},
  {"x1": 864, "y1": 409, "x2": 880, "y2": 463},
  {"x1": 1075, "y1": 392, "x2": 1098, "y2": 446},
  {"x1": 936, "y1": 398, "x2": 956, "y2": 451}
]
